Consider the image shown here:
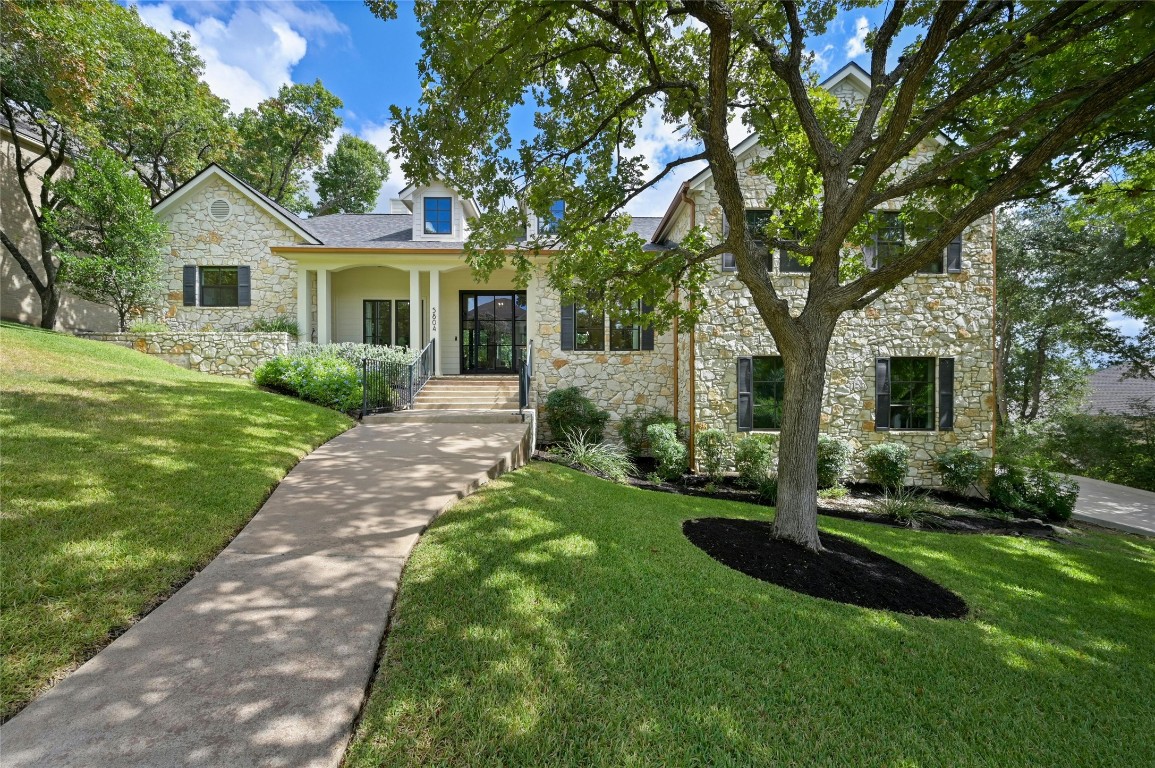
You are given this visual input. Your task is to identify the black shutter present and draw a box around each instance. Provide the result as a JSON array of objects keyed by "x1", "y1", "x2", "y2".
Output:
[
  {"x1": 721, "y1": 209, "x2": 736, "y2": 271},
  {"x1": 939, "y1": 357, "x2": 955, "y2": 431},
  {"x1": 737, "y1": 357, "x2": 753, "y2": 432},
  {"x1": 946, "y1": 233, "x2": 963, "y2": 273},
  {"x1": 561, "y1": 302, "x2": 575, "y2": 351},
  {"x1": 875, "y1": 357, "x2": 891, "y2": 431},
  {"x1": 640, "y1": 301, "x2": 654, "y2": 350},
  {"x1": 183, "y1": 265, "x2": 197, "y2": 306},
  {"x1": 237, "y1": 266, "x2": 251, "y2": 306}
]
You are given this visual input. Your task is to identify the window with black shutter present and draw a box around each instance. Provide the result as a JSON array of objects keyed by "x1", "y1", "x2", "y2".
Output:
[
  {"x1": 199, "y1": 267, "x2": 240, "y2": 307},
  {"x1": 609, "y1": 300, "x2": 655, "y2": 351},
  {"x1": 868, "y1": 212, "x2": 905, "y2": 269},
  {"x1": 183, "y1": 265, "x2": 197, "y2": 306},
  {"x1": 946, "y1": 233, "x2": 963, "y2": 273},
  {"x1": 721, "y1": 209, "x2": 736, "y2": 271},
  {"x1": 876, "y1": 357, "x2": 936, "y2": 430},
  {"x1": 563, "y1": 293, "x2": 604, "y2": 351},
  {"x1": 938, "y1": 358, "x2": 955, "y2": 431}
]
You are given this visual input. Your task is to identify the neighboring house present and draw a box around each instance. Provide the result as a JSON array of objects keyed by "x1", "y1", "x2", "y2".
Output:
[
  {"x1": 0, "y1": 120, "x2": 119, "y2": 331},
  {"x1": 1083, "y1": 365, "x2": 1155, "y2": 416}
]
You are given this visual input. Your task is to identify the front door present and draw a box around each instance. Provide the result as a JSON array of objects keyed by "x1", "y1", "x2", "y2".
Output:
[{"x1": 460, "y1": 291, "x2": 527, "y2": 373}]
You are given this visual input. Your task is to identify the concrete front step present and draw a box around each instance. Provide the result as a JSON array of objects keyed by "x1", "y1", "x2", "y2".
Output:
[
  {"x1": 414, "y1": 402, "x2": 521, "y2": 410},
  {"x1": 414, "y1": 376, "x2": 522, "y2": 412},
  {"x1": 363, "y1": 410, "x2": 528, "y2": 424}
]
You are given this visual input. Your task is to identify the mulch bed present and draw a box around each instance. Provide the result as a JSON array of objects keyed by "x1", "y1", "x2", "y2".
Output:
[
  {"x1": 684, "y1": 517, "x2": 969, "y2": 619},
  {"x1": 534, "y1": 451, "x2": 1060, "y2": 539}
]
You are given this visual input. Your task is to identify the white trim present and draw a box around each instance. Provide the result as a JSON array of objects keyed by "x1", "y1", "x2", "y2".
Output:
[{"x1": 152, "y1": 165, "x2": 321, "y2": 245}]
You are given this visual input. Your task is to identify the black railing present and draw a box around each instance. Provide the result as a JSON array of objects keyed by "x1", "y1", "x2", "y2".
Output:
[
  {"x1": 362, "y1": 339, "x2": 436, "y2": 415},
  {"x1": 518, "y1": 339, "x2": 533, "y2": 414}
]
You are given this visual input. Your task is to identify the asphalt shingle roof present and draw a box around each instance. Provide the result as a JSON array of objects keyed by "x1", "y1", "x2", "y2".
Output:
[
  {"x1": 299, "y1": 213, "x2": 667, "y2": 249},
  {"x1": 1083, "y1": 365, "x2": 1155, "y2": 416}
]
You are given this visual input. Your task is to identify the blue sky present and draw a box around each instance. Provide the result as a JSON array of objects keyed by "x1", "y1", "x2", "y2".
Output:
[{"x1": 130, "y1": 0, "x2": 910, "y2": 216}]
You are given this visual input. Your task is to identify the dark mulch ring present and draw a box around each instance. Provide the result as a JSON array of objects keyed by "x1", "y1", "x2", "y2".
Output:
[
  {"x1": 684, "y1": 517, "x2": 969, "y2": 619},
  {"x1": 534, "y1": 450, "x2": 1060, "y2": 539}
]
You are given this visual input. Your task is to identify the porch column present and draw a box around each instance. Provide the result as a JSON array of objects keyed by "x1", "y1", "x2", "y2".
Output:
[
  {"x1": 408, "y1": 267, "x2": 420, "y2": 351},
  {"x1": 316, "y1": 268, "x2": 332, "y2": 345},
  {"x1": 428, "y1": 268, "x2": 440, "y2": 374},
  {"x1": 296, "y1": 267, "x2": 311, "y2": 345}
]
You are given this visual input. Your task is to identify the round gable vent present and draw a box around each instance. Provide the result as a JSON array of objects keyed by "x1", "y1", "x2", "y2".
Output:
[{"x1": 209, "y1": 198, "x2": 231, "y2": 221}]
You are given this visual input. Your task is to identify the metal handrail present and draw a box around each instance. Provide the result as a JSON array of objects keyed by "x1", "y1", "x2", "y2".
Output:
[
  {"x1": 361, "y1": 339, "x2": 437, "y2": 416},
  {"x1": 518, "y1": 339, "x2": 533, "y2": 414}
]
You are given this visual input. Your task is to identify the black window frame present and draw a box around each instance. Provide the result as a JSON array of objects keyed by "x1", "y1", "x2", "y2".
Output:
[
  {"x1": 539, "y1": 199, "x2": 565, "y2": 235},
  {"x1": 199, "y1": 266, "x2": 240, "y2": 307},
  {"x1": 608, "y1": 299, "x2": 655, "y2": 352},
  {"x1": 872, "y1": 211, "x2": 906, "y2": 267},
  {"x1": 752, "y1": 355, "x2": 786, "y2": 430},
  {"x1": 888, "y1": 356, "x2": 936, "y2": 431},
  {"x1": 423, "y1": 196, "x2": 452, "y2": 235},
  {"x1": 363, "y1": 300, "x2": 393, "y2": 346},
  {"x1": 573, "y1": 296, "x2": 605, "y2": 351}
]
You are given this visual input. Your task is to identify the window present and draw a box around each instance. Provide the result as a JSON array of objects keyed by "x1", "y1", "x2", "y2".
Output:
[
  {"x1": 363, "y1": 299, "x2": 413, "y2": 346},
  {"x1": 885, "y1": 357, "x2": 935, "y2": 430},
  {"x1": 872, "y1": 211, "x2": 905, "y2": 266},
  {"x1": 364, "y1": 300, "x2": 393, "y2": 346},
  {"x1": 745, "y1": 209, "x2": 810, "y2": 273},
  {"x1": 200, "y1": 267, "x2": 239, "y2": 307},
  {"x1": 539, "y1": 199, "x2": 565, "y2": 234},
  {"x1": 424, "y1": 197, "x2": 452, "y2": 235},
  {"x1": 573, "y1": 298, "x2": 604, "y2": 351},
  {"x1": 752, "y1": 356, "x2": 786, "y2": 429},
  {"x1": 609, "y1": 299, "x2": 654, "y2": 351}
]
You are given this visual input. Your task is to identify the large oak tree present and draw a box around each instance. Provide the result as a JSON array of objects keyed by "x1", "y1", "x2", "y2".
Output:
[{"x1": 372, "y1": 0, "x2": 1154, "y2": 550}]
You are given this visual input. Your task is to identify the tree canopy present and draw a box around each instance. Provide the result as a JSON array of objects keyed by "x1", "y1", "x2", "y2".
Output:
[
  {"x1": 228, "y1": 81, "x2": 344, "y2": 213},
  {"x1": 372, "y1": 0, "x2": 1155, "y2": 550},
  {"x1": 313, "y1": 134, "x2": 391, "y2": 216},
  {"x1": 44, "y1": 148, "x2": 167, "y2": 332}
]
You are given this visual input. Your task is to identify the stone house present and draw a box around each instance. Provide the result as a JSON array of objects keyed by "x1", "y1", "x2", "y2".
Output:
[{"x1": 4, "y1": 63, "x2": 995, "y2": 484}]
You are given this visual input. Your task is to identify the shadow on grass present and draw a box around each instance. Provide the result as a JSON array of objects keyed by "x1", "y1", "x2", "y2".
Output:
[
  {"x1": 1, "y1": 378, "x2": 348, "y2": 719},
  {"x1": 345, "y1": 463, "x2": 1155, "y2": 767}
]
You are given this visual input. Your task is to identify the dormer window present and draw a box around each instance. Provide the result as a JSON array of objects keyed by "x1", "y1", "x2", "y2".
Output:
[
  {"x1": 539, "y1": 200, "x2": 565, "y2": 234},
  {"x1": 424, "y1": 197, "x2": 452, "y2": 235}
]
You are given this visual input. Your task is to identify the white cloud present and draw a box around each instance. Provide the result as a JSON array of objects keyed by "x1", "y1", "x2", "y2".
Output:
[
  {"x1": 809, "y1": 44, "x2": 836, "y2": 74},
  {"x1": 846, "y1": 16, "x2": 869, "y2": 59},
  {"x1": 135, "y1": 1, "x2": 346, "y2": 113},
  {"x1": 360, "y1": 121, "x2": 409, "y2": 212},
  {"x1": 1105, "y1": 311, "x2": 1145, "y2": 339}
]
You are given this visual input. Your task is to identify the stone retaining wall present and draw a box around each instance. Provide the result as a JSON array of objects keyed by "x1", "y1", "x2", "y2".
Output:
[{"x1": 80, "y1": 331, "x2": 294, "y2": 378}]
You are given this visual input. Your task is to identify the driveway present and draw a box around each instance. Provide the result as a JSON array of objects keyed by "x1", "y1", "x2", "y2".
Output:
[
  {"x1": 1, "y1": 417, "x2": 531, "y2": 768},
  {"x1": 1071, "y1": 475, "x2": 1155, "y2": 536}
]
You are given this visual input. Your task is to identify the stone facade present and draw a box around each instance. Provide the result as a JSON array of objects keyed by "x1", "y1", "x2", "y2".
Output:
[
  {"x1": 677, "y1": 146, "x2": 996, "y2": 484},
  {"x1": 531, "y1": 274, "x2": 677, "y2": 441},
  {"x1": 81, "y1": 331, "x2": 294, "y2": 378},
  {"x1": 159, "y1": 175, "x2": 303, "y2": 331}
]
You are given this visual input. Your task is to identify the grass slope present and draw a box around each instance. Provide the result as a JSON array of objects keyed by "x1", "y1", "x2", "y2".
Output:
[
  {"x1": 346, "y1": 463, "x2": 1155, "y2": 768},
  {"x1": 0, "y1": 323, "x2": 350, "y2": 719}
]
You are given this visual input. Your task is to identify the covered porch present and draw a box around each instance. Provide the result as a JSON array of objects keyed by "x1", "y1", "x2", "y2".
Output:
[{"x1": 280, "y1": 252, "x2": 534, "y2": 377}]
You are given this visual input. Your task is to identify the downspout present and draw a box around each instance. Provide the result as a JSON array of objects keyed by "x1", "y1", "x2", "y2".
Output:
[{"x1": 672, "y1": 288, "x2": 679, "y2": 421}]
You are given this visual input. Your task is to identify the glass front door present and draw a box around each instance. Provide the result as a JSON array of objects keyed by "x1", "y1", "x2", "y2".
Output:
[{"x1": 460, "y1": 291, "x2": 527, "y2": 373}]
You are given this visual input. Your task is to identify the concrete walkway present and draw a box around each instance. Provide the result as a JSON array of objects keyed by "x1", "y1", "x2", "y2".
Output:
[
  {"x1": 1071, "y1": 475, "x2": 1155, "y2": 536},
  {"x1": 1, "y1": 417, "x2": 531, "y2": 768}
]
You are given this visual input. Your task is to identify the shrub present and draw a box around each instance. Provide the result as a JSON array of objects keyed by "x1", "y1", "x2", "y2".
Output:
[
  {"x1": 989, "y1": 463, "x2": 1079, "y2": 522},
  {"x1": 935, "y1": 448, "x2": 988, "y2": 495},
  {"x1": 128, "y1": 321, "x2": 167, "y2": 333},
  {"x1": 254, "y1": 343, "x2": 380, "y2": 413},
  {"x1": 247, "y1": 314, "x2": 300, "y2": 338},
  {"x1": 696, "y1": 429, "x2": 734, "y2": 481},
  {"x1": 291, "y1": 342, "x2": 414, "y2": 368},
  {"x1": 647, "y1": 422, "x2": 687, "y2": 481},
  {"x1": 545, "y1": 387, "x2": 610, "y2": 444},
  {"x1": 817, "y1": 435, "x2": 852, "y2": 489},
  {"x1": 874, "y1": 489, "x2": 941, "y2": 528},
  {"x1": 818, "y1": 485, "x2": 849, "y2": 500},
  {"x1": 550, "y1": 429, "x2": 635, "y2": 484},
  {"x1": 734, "y1": 434, "x2": 777, "y2": 488},
  {"x1": 863, "y1": 442, "x2": 910, "y2": 491},
  {"x1": 619, "y1": 409, "x2": 680, "y2": 456},
  {"x1": 758, "y1": 474, "x2": 779, "y2": 504}
]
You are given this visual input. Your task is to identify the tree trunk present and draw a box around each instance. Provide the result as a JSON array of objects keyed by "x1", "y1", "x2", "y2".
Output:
[
  {"x1": 769, "y1": 316, "x2": 836, "y2": 552},
  {"x1": 37, "y1": 283, "x2": 60, "y2": 330}
]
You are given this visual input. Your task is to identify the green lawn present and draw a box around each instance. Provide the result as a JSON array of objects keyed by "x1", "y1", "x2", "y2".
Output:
[
  {"x1": 0, "y1": 322, "x2": 350, "y2": 719},
  {"x1": 346, "y1": 463, "x2": 1155, "y2": 767}
]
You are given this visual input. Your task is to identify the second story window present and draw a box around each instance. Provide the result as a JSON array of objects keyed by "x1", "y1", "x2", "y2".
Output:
[
  {"x1": 540, "y1": 199, "x2": 565, "y2": 234},
  {"x1": 424, "y1": 197, "x2": 452, "y2": 235},
  {"x1": 872, "y1": 211, "x2": 906, "y2": 266}
]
